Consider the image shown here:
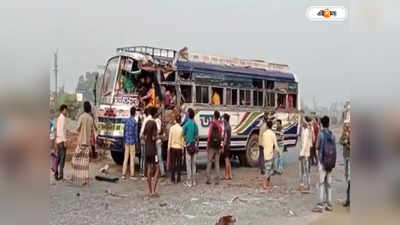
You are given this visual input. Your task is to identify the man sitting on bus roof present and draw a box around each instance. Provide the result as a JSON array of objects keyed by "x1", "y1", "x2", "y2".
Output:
[{"x1": 211, "y1": 90, "x2": 221, "y2": 105}]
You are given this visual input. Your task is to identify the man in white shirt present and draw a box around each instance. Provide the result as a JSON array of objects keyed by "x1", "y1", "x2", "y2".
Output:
[
  {"x1": 299, "y1": 116, "x2": 313, "y2": 192},
  {"x1": 55, "y1": 104, "x2": 68, "y2": 181}
]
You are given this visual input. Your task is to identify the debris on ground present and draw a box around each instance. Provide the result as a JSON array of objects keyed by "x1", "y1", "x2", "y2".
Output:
[
  {"x1": 105, "y1": 190, "x2": 128, "y2": 198},
  {"x1": 99, "y1": 164, "x2": 109, "y2": 174},
  {"x1": 216, "y1": 215, "x2": 236, "y2": 225},
  {"x1": 95, "y1": 175, "x2": 119, "y2": 183}
]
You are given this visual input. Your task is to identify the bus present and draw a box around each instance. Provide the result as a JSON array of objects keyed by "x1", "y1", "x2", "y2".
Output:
[{"x1": 96, "y1": 46, "x2": 300, "y2": 167}]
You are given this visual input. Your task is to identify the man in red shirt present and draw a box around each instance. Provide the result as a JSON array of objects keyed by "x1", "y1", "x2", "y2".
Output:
[{"x1": 206, "y1": 111, "x2": 223, "y2": 185}]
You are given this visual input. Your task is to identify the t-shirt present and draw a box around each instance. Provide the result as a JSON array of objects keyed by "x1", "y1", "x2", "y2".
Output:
[
  {"x1": 262, "y1": 129, "x2": 279, "y2": 161},
  {"x1": 183, "y1": 119, "x2": 198, "y2": 144},
  {"x1": 223, "y1": 121, "x2": 232, "y2": 150},
  {"x1": 77, "y1": 112, "x2": 96, "y2": 146},
  {"x1": 56, "y1": 114, "x2": 67, "y2": 144},
  {"x1": 144, "y1": 119, "x2": 157, "y2": 156}
]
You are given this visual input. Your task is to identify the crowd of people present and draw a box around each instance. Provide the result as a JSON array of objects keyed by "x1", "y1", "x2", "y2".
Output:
[{"x1": 51, "y1": 103, "x2": 351, "y2": 212}]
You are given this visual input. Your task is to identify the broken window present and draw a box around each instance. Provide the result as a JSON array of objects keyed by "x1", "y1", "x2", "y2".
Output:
[
  {"x1": 266, "y1": 80, "x2": 275, "y2": 90},
  {"x1": 162, "y1": 85, "x2": 176, "y2": 110},
  {"x1": 240, "y1": 90, "x2": 251, "y2": 106},
  {"x1": 277, "y1": 93, "x2": 287, "y2": 109},
  {"x1": 253, "y1": 90, "x2": 264, "y2": 107},
  {"x1": 211, "y1": 87, "x2": 223, "y2": 105},
  {"x1": 288, "y1": 94, "x2": 297, "y2": 108},
  {"x1": 196, "y1": 86, "x2": 209, "y2": 104},
  {"x1": 179, "y1": 71, "x2": 192, "y2": 81},
  {"x1": 252, "y1": 79, "x2": 263, "y2": 89},
  {"x1": 180, "y1": 85, "x2": 193, "y2": 103},
  {"x1": 161, "y1": 71, "x2": 176, "y2": 82},
  {"x1": 266, "y1": 92, "x2": 275, "y2": 107}
]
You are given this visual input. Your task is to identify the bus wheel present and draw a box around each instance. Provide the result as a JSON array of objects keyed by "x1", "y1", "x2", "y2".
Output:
[
  {"x1": 245, "y1": 134, "x2": 260, "y2": 167},
  {"x1": 111, "y1": 150, "x2": 124, "y2": 165}
]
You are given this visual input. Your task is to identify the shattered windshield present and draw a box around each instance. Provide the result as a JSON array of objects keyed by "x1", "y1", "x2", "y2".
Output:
[{"x1": 100, "y1": 57, "x2": 119, "y2": 104}]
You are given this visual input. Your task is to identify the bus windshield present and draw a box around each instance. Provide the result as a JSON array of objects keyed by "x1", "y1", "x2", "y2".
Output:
[{"x1": 101, "y1": 56, "x2": 119, "y2": 104}]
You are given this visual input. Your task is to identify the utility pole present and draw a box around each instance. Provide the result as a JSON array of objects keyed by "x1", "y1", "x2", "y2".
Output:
[{"x1": 54, "y1": 50, "x2": 58, "y2": 105}]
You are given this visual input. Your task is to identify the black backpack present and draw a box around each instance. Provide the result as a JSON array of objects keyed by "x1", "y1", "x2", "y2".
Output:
[
  {"x1": 321, "y1": 130, "x2": 337, "y2": 172},
  {"x1": 209, "y1": 122, "x2": 222, "y2": 149}
]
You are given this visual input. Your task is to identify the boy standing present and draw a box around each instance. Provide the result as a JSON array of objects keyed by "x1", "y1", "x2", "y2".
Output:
[
  {"x1": 313, "y1": 116, "x2": 337, "y2": 212},
  {"x1": 122, "y1": 107, "x2": 138, "y2": 180},
  {"x1": 261, "y1": 120, "x2": 279, "y2": 189}
]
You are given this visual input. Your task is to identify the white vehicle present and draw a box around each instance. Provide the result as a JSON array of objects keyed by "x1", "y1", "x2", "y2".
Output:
[{"x1": 96, "y1": 46, "x2": 300, "y2": 166}]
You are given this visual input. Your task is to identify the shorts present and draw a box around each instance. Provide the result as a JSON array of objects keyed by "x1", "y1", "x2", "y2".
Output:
[
  {"x1": 264, "y1": 160, "x2": 274, "y2": 178},
  {"x1": 146, "y1": 154, "x2": 158, "y2": 165}
]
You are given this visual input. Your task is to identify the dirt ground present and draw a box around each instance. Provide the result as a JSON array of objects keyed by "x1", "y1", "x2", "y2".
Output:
[{"x1": 50, "y1": 142, "x2": 349, "y2": 225}]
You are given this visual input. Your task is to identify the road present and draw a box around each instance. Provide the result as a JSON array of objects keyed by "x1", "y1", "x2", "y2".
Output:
[{"x1": 50, "y1": 137, "x2": 349, "y2": 225}]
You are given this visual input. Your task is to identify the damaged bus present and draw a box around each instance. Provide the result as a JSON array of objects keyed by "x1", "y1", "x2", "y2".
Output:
[{"x1": 96, "y1": 46, "x2": 300, "y2": 167}]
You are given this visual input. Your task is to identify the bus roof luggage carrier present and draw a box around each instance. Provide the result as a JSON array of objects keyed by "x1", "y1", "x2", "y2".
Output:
[{"x1": 116, "y1": 46, "x2": 290, "y2": 74}]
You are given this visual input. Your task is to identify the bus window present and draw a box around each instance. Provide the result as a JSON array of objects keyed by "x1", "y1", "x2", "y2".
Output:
[
  {"x1": 240, "y1": 90, "x2": 251, "y2": 106},
  {"x1": 253, "y1": 90, "x2": 264, "y2": 107},
  {"x1": 288, "y1": 94, "x2": 297, "y2": 108},
  {"x1": 266, "y1": 80, "x2": 274, "y2": 90},
  {"x1": 211, "y1": 87, "x2": 223, "y2": 105},
  {"x1": 266, "y1": 92, "x2": 275, "y2": 107},
  {"x1": 163, "y1": 85, "x2": 177, "y2": 110},
  {"x1": 181, "y1": 85, "x2": 193, "y2": 103},
  {"x1": 179, "y1": 71, "x2": 192, "y2": 81},
  {"x1": 277, "y1": 93, "x2": 286, "y2": 109},
  {"x1": 161, "y1": 71, "x2": 175, "y2": 82},
  {"x1": 232, "y1": 89, "x2": 238, "y2": 105},
  {"x1": 101, "y1": 57, "x2": 119, "y2": 103},
  {"x1": 252, "y1": 79, "x2": 263, "y2": 89},
  {"x1": 226, "y1": 88, "x2": 232, "y2": 105},
  {"x1": 196, "y1": 86, "x2": 209, "y2": 104}
]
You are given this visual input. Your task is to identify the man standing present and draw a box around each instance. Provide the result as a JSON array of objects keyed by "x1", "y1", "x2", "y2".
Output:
[
  {"x1": 222, "y1": 114, "x2": 232, "y2": 180},
  {"x1": 155, "y1": 112, "x2": 165, "y2": 177},
  {"x1": 140, "y1": 107, "x2": 151, "y2": 177},
  {"x1": 122, "y1": 107, "x2": 138, "y2": 180},
  {"x1": 183, "y1": 108, "x2": 199, "y2": 187},
  {"x1": 143, "y1": 107, "x2": 160, "y2": 196},
  {"x1": 310, "y1": 116, "x2": 320, "y2": 166},
  {"x1": 261, "y1": 120, "x2": 279, "y2": 189},
  {"x1": 168, "y1": 115, "x2": 184, "y2": 184},
  {"x1": 340, "y1": 121, "x2": 351, "y2": 207},
  {"x1": 313, "y1": 116, "x2": 337, "y2": 213},
  {"x1": 299, "y1": 117, "x2": 313, "y2": 193},
  {"x1": 258, "y1": 112, "x2": 268, "y2": 175},
  {"x1": 55, "y1": 104, "x2": 68, "y2": 181},
  {"x1": 72, "y1": 101, "x2": 97, "y2": 186},
  {"x1": 206, "y1": 111, "x2": 223, "y2": 185},
  {"x1": 274, "y1": 119, "x2": 284, "y2": 175}
]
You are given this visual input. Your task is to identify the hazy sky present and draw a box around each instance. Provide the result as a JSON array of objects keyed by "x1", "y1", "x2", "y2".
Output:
[{"x1": 2, "y1": 0, "x2": 399, "y2": 107}]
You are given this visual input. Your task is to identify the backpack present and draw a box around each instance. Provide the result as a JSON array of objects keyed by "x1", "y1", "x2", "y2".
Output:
[
  {"x1": 321, "y1": 130, "x2": 337, "y2": 172},
  {"x1": 209, "y1": 122, "x2": 222, "y2": 149}
]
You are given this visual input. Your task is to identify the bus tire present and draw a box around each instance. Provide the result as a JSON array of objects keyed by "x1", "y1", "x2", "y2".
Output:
[
  {"x1": 111, "y1": 150, "x2": 124, "y2": 165},
  {"x1": 245, "y1": 134, "x2": 260, "y2": 167}
]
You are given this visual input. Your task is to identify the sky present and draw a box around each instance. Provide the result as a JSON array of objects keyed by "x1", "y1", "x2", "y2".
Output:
[{"x1": 1, "y1": 0, "x2": 399, "y2": 108}]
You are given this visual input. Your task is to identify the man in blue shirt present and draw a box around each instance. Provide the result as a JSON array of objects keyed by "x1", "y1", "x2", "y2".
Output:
[{"x1": 122, "y1": 107, "x2": 138, "y2": 180}]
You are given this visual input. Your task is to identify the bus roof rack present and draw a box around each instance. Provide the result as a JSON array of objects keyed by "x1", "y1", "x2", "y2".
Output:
[
  {"x1": 116, "y1": 46, "x2": 290, "y2": 73},
  {"x1": 116, "y1": 46, "x2": 177, "y2": 59}
]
